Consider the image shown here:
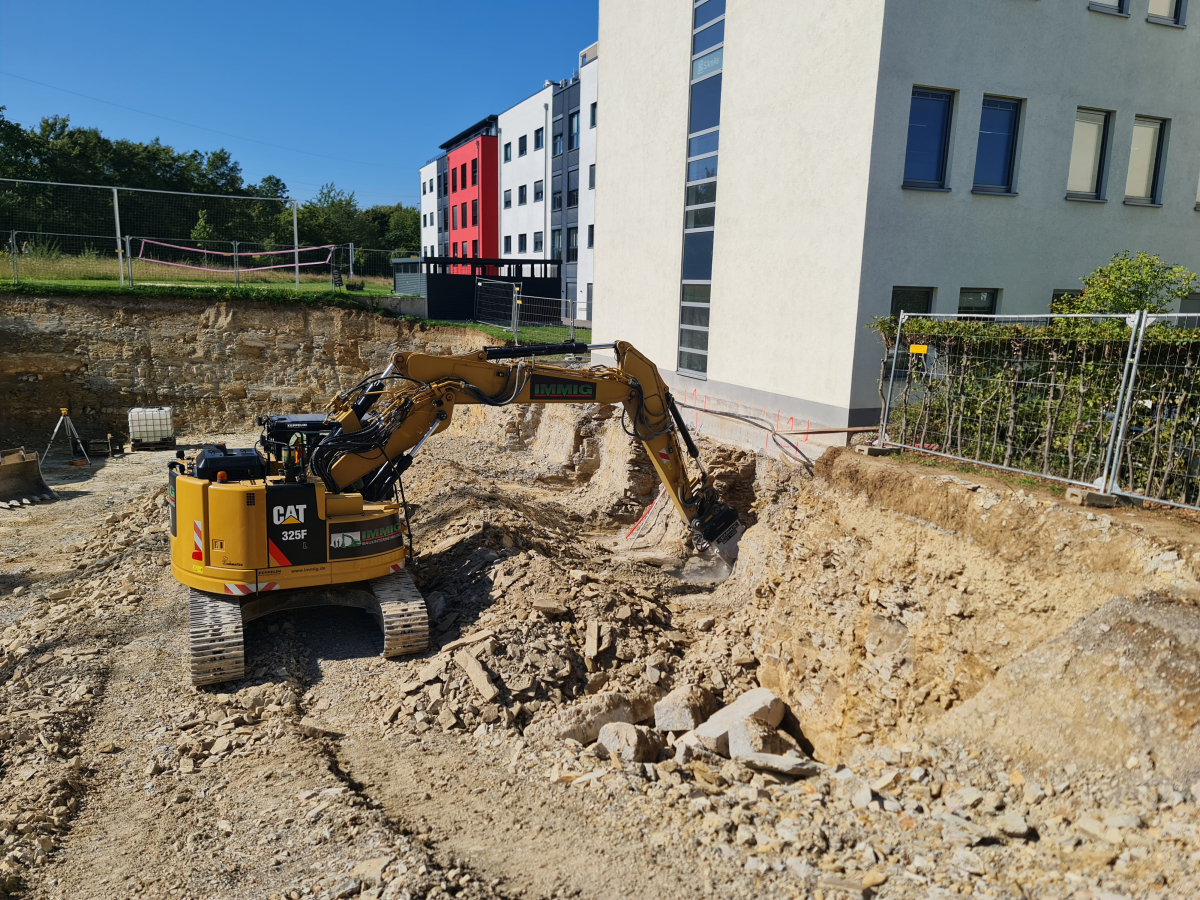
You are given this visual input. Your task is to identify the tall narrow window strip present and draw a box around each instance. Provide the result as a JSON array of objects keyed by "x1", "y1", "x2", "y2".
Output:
[
  {"x1": 973, "y1": 97, "x2": 1021, "y2": 193},
  {"x1": 692, "y1": 20, "x2": 724, "y2": 55},
  {"x1": 694, "y1": 0, "x2": 725, "y2": 29},
  {"x1": 471, "y1": 159, "x2": 478, "y2": 185},
  {"x1": 688, "y1": 75, "x2": 722, "y2": 135},
  {"x1": 903, "y1": 89, "x2": 953, "y2": 188},
  {"x1": 568, "y1": 112, "x2": 580, "y2": 151},
  {"x1": 1067, "y1": 109, "x2": 1108, "y2": 196},
  {"x1": 1126, "y1": 117, "x2": 1164, "y2": 201}
]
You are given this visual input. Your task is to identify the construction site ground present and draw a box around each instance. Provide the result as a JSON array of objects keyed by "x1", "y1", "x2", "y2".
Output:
[{"x1": 2, "y1": 401, "x2": 1200, "y2": 900}]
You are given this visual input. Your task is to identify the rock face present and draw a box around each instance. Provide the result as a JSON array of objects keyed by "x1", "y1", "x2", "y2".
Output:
[
  {"x1": 0, "y1": 294, "x2": 495, "y2": 443},
  {"x1": 930, "y1": 596, "x2": 1200, "y2": 785}
]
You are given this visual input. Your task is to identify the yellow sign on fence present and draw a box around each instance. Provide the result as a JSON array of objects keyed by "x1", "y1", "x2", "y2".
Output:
[{"x1": 909, "y1": 344, "x2": 928, "y2": 355}]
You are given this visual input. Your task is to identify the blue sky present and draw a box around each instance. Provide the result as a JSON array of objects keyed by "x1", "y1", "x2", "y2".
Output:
[{"x1": 0, "y1": 1, "x2": 598, "y2": 207}]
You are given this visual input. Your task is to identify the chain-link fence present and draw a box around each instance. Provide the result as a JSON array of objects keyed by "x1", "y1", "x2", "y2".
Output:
[
  {"x1": 879, "y1": 311, "x2": 1200, "y2": 510},
  {"x1": 1, "y1": 177, "x2": 403, "y2": 295}
]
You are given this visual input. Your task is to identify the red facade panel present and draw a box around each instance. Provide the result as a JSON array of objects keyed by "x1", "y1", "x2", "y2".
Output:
[{"x1": 446, "y1": 136, "x2": 497, "y2": 273}]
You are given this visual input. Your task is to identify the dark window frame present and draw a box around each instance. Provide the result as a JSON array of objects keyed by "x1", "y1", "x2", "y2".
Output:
[
  {"x1": 568, "y1": 111, "x2": 580, "y2": 151},
  {"x1": 1088, "y1": 0, "x2": 1131, "y2": 16},
  {"x1": 518, "y1": 233, "x2": 527, "y2": 254},
  {"x1": 890, "y1": 286, "x2": 934, "y2": 317},
  {"x1": 1124, "y1": 115, "x2": 1169, "y2": 206},
  {"x1": 471, "y1": 158, "x2": 478, "y2": 185},
  {"x1": 1147, "y1": 0, "x2": 1188, "y2": 24},
  {"x1": 518, "y1": 184, "x2": 527, "y2": 205},
  {"x1": 590, "y1": 102, "x2": 597, "y2": 128},
  {"x1": 503, "y1": 190, "x2": 512, "y2": 210},
  {"x1": 567, "y1": 226, "x2": 578, "y2": 262},
  {"x1": 503, "y1": 142, "x2": 512, "y2": 163},
  {"x1": 958, "y1": 288, "x2": 999, "y2": 317},
  {"x1": 504, "y1": 235, "x2": 512, "y2": 254},
  {"x1": 903, "y1": 87, "x2": 955, "y2": 191},
  {"x1": 1065, "y1": 107, "x2": 1112, "y2": 202},
  {"x1": 972, "y1": 96, "x2": 1023, "y2": 195},
  {"x1": 587, "y1": 224, "x2": 594, "y2": 248},
  {"x1": 518, "y1": 134, "x2": 528, "y2": 156},
  {"x1": 533, "y1": 231, "x2": 543, "y2": 253},
  {"x1": 534, "y1": 180, "x2": 544, "y2": 203},
  {"x1": 588, "y1": 164, "x2": 595, "y2": 189},
  {"x1": 534, "y1": 127, "x2": 544, "y2": 150}
]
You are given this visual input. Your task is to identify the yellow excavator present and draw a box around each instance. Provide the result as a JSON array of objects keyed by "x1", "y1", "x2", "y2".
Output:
[{"x1": 169, "y1": 341, "x2": 744, "y2": 685}]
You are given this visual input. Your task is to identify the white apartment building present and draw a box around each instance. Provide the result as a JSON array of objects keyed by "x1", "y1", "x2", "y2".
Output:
[
  {"x1": 418, "y1": 159, "x2": 438, "y2": 259},
  {"x1": 498, "y1": 85, "x2": 553, "y2": 265},
  {"x1": 595, "y1": 0, "x2": 1200, "y2": 434}
]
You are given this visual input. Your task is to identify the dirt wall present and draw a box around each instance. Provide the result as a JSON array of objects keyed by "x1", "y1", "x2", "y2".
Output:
[{"x1": 0, "y1": 293, "x2": 494, "y2": 446}]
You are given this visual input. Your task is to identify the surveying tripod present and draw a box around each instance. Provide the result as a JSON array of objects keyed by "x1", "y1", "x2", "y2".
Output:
[{"x1": 44, "y1": 408, "x2": 90, "y2": 465}]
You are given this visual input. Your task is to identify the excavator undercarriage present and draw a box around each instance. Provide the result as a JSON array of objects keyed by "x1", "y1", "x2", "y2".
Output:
[{"x1": 170, "y1": 340, "x2": 743, "y2": 686}]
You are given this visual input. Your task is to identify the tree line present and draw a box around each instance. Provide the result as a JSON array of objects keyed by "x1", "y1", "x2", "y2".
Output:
[{"x1": 0, "y1": 108, "x2": 417, "y2": 253}]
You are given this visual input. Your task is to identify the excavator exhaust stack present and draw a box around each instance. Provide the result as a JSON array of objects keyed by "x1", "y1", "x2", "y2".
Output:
[{"x1": 0, "y1": 448, "x2": 55, "y2": 509}]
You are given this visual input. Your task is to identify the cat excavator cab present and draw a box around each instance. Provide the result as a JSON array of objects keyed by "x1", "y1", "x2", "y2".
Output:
[{"x1": 169, "y1": 341, "x2": 743, "y2": 686}]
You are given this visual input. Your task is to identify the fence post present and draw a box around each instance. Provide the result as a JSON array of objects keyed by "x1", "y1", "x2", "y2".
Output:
[
  {"x1": 292, "y1": 200, "x2": 300, "y2": 289},
  {"x1": 1104, "y1": 310, "x2": 1148, "y2": 495},
  {"x1": 9, "y1": 230, "x2": 17, "y2": 284},
  {"x1": 878, "y1": 312, "x2": 907, "y2": 445},
  {"x1": 569, "y1": 291, "x2": 576, "y2": 343},
  {"x1": 112, "y1": 187, "x2": 125, "y2": 287},
  {"x1": 511, "y1": 284, "x2": 521, "y2": 346},
  {"x1": 124, "y1": 236, "x2": 134, "y2": 286},
  {"x1": 233, "y1": 240, "x2": 239, "y2": 287},
  {"x1": 349, "y1": 242, "x2": 354, "y2": 279}
]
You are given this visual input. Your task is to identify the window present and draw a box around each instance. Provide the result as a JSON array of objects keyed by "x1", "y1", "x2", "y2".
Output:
[
  {"x1": 553, "y1": 130, "x2": 563, "y2": 156},
  {"x1": 682, "y1": 232, "x2": 715, "y2": 281},
  {"x1": 451, "y1": 168, "x2": 457, "y2": 193},
  {"x1": 534, "y1": 180, "x2": 544, "y2": 202},
  {"x1": 471, "y1": 158, "x2": 478, "y2": 185},
  {"x1": 534, "y1": 231, "x2": 543, "y2": 253},
  {"x1": 1196, "y1": 169, "x2": 1200, "y2": 211},
  {"x1": 959, "y1": 289, "x2": 997, "y2": 316},
  {"x1": 588, "y1": 164, "x2": 595, "y2": 189},
  {"x1": 452, "y1": 206, "x2": 457, "y2": 230},
  {"x1": 1148, "y1": 0, "x2": 1184, "y2": 23},
  {"x1": 973, "y1": 97, "x2": 1021, "y2": 193},
  {"x1": 686, "y1": 207, "x2": 716, "y2": 229},
  {"x1": 695, "y1": 0, "x2": 725, "y2": 29},
  {"x1": 460, "y1": 163, "x2": 467, "y2": 189},
  {"x1": 534, "y1": 127, "x2": 544, "y2": 150},
  {"x1": 567, "y1": 227, "x2": 578, "y2": 262},
  {"x1": 551, "y1": 173, "x2": 562, "y2": 211},
  {"x1": 518, "y1": 135, "x2": 528, "y2": 157},
  {"x1": 688, "y1": 131, "x2": 719, "y2": 157},
  {"x1": 504, "y1": 235, "x2": 512, "y2": 254},
  {"x1": 686, "y1": 182, "x2": 717, "y2": 206},
  {"x1": 689, "y1": 74, "x2": 722, "y2": 134},
  {"x1": 890, "y1": 287, "x2": 933, "y2": 317},
  {"x1": 461, "y1": 203, "x2": 467, "y2": 228},
  {"x1": 903, "y1": 89, "x2": 953, "y2": 189},
  {"x1": 471, "y1": 199, "x2": 478, "y2": 226},
  {"x1": 518, "y1": 233, "x2": 527, "y2": 253},
  {"x1": 422, "y1": 181, "x2": 427, "y2": 195},
  {"x1": 430, "y1": 178, "x2": 434, "y2": 193},
  {"x1": 472, "y1": 240, "x2": 478, "y2": 258},
  {"x1": 687, "y1": 156, "x2": 718, "y2": 182},
  {"x1": 568, "y1": 112, "x2": 580, "y2": 151},
  {"x1": 452, "y1": 243, "x2": 458, "y2": 258},
  {"x1": 567, "y1": 170, "x2": 579, "y2": 208},
  {"x1": 1089, "y1": 0, "x2": 1130, "y2": 14},
  {"x1": 678, "y1": 284, "x2": 711, "y2": 375},
  {"x1": 1180, "y1": 293, "x2": 1200, "y2": 314},
  {"x1": 422, "y1": 214, "x2": 426, "y2": 227},
  {"x1": 504, "y1": 142, "x2": 512, "y2": 162},
  {"x1": 518, "y1": 184, "x2": 527, "y2": 205},
  {"x1": 590, "y1": 102, "x2": 597, "y2": 128},
  {"x1": 504, "y1": 189, "x2": 512, "y2": 210},
  {"x1": 693, "y1": 20, "x2": 724, "y2": 55},
  {"x1": 551, "y1": 229, "x2": 562, "y2": 260},
  {"x1": 1066, "y1": 109, "x2": 1109, "y2": 199},
  {"x1": 586, "y1": 283, "x2": 593, "y2": 318},
  {"x1": 587, "y1": 224, "x2": 594, "y2": 248},
  {"x1": 1125, "y1": 117, "x2": 1166, "y2": 203}
]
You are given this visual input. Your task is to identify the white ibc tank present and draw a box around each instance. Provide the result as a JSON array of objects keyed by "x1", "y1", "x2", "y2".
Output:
[{"x1": 128, "y1": 407, "x2": 175, "y2": 443}]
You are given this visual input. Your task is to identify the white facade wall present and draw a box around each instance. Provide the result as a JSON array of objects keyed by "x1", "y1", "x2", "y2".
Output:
[
  {"x1": 418, "y1": 161, "x2": 438, "y2": 259},
  {"x1": 576, "y1": 51, "x2": 599, "y2": 321},
  {"x1": 597, "y1": 0, "x2": 1200, "y2": 433},
  {"x1": 499, "y1": 86, "x2": 553, "y2": 261}
]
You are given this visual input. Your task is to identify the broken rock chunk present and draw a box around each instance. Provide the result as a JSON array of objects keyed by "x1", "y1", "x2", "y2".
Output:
[
  {"x1": 694, "y1": 688, "x2": 785, "y2": 757},
  {"x1": 525, "y1": 691, "x2": 657, "y2": 745},
  {"x1": 597, "y1": 722, "x2": 662, "y2": 763},
  {"x1": 654, "y1": 683, "x2": 718, "y2": 733}
]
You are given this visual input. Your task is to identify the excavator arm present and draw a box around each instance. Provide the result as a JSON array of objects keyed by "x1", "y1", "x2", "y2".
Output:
[{"x1": 308, "y1": 341, "x2": 744, "y2": 563}]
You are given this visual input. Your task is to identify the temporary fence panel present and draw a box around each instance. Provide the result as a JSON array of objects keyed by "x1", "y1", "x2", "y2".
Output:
[
  {"x1": 879, "y1": 312, "x2": 1139, "y2": 490},
  {"x1": 475, "y1": 279, "x2": 518, "y2": 331},
  {"x1": 879, "y1": 311, "x2": 1200, "y2": 512},
  {"x1": 516, "y1": 293, "x2": 589, "y2": 346}
]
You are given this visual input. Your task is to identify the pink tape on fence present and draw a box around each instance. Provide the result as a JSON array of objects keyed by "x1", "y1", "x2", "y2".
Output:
[{"x1": 137, "y1": 240, "x2": 335, "y2": 273}]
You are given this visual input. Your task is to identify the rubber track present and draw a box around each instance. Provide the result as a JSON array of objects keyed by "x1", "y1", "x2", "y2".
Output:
[
  {"x1": 369, "y1": 569, "x2": 429, "y2": 658},
  {"x1": 188, "y1": 589, "x2": 245, "y2": 686}
]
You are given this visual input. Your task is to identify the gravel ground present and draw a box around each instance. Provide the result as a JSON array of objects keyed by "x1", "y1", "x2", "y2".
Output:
[{"x1": 0, "y1": 412, "x2": 1197, "y2": 900}]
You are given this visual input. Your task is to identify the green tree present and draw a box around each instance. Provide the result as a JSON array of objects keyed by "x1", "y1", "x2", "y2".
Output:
[
  {"x1": 190, "y1": 209, "x2": 216, "y2": 242},
  {"x1": 296, "y1": 183, "x2": 379, "y2": 247},
  {"x1": 1054, "y1": 251, "x2": 1198, "y2": 315}
]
